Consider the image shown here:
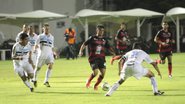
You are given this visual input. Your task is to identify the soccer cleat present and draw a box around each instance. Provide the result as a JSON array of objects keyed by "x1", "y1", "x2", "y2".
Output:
[
  {"x1": 32, "y1": 80, "x2": 37, "y2": 87},
  {"x1": 30, "y1": 88, "x2": 34, "y2": 92},
  {"x1": 168, "y1": 75, "x2": 172, "y2": 78},
  {"x1": 154, "y1": 90, "x2": 164, "y2": 96},
  {"x1": 44, "y1": 82, "x2": 51, "y2": 87},
  {"x1": 105, "y1": 94, "x2": 110, "y2": 97},
  {"x1": 85, "y1": 80, "x2": 91, "y2": 88},
  {"x1": 94, "y1": 85, "x2": 98, "y2": 91}
]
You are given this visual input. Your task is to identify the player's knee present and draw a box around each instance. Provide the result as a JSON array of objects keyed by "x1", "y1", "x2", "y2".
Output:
[
  {"x1": 161, "y1": 60, "x2": 165, "y2": 64},
  {"x1": 28, "y1": 73, "x2": 34, "y2": 79},
  {"x1": 147, "y1": 71, "x2": 154, "y2": 78},
  {"x1": 48, "y1": 63, "x2": 53, "y2": 69},
  {"x1": 20, "y1": 76, "x2": 27, "y2": 81}
]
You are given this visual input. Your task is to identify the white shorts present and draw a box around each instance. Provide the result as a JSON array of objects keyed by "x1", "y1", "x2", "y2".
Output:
[
  {"x1": 120, "y1": 63, "x2": 149, "y2": 80},
  {"x1": 36, "y1": 54, "x2": 54, "y2": 68},
  {"x1": 31, "y1": 52, "x2": 37, "y2": 66},
  {"x1": 13, "y1": 62, "x2": 34, "y2": 77}
]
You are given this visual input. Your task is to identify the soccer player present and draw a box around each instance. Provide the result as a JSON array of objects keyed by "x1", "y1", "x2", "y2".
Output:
[
  {"x1": 12, "y1": 33, "x2": 34, "y2": 92},
  {"x1": 115, "y1": 22, "x2": 130, "y2": 55},
  {"x1": 78, "y1": 24, "x2": 116, "y2": 90},
  {"x1": 154, "y1": 21, "x2": 175, "y2": 78},
  {"x1": 15, "y1": 24, "x2": 29, "y2": 42},
  {"x1": 32, "y1": 23, "x2": 55, "y2": 87},
  {"x1": 105, "y1": 43, "x2": 164, "y2": 96},
  {"x1": 27, "y1": 25, "x2": 38, "y2": 69}
]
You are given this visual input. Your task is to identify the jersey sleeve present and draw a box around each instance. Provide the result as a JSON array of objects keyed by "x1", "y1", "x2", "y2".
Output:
[
  {"x1": 11, "y1": 44, "x2": 16, "y2": 58},
  {"x1": 143, "y1": 52, "x2": 153, "y2": 64},
  {"x1": 35, "y1": 35, "x2": 41, "y2": 45},
  {"x1": 84, "y1": 36, "x2": 93, "y2": 45}
]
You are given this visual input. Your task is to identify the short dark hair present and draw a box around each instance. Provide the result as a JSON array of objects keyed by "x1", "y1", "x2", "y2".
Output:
[
  {"x1": 162, "y1": 21, "x2": 168, "y2": 25},
  {"x1": 121, "y1": 22, "x2": 126, "y2": 25},
  {"x1": 43, "y1": 23, "x2": 49, "y2": 27},
  {"x1": 96, "y1": 24, "x2": 104, "y2": 29},
  {"x1": 132, "y1": 42, "x2": 141, "y2": 49},
  {"x1": 19, "y1": 33, "x2": 28, "y2": 40}
]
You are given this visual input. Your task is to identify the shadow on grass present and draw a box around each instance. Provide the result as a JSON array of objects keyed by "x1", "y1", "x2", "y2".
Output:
[{"x1": 34, "y1": 91, "x2": 101, "y2": 95}]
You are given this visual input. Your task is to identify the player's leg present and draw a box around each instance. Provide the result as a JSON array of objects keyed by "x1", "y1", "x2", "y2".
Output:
[
  {"x1": 93, "y1": 59, "x2": 107, "y2": 90},
  {"x1": 86, "y1": 60, "x2": 98, "y2": 88},
  {"x1": 86, "y1": 69, "x2": 98, "y2": 88},
  {"x1": 44, "y1": 55, "x2": 54, "y2": 87},
  {"x1": 105, "y1": 66, "x2": 128, "y2": 96},
  {"x1": 44, "y1": 63, "x2": 53, "y2": 87},
  {"x1": 105, "y1": 78, "x2": 125, "y2": 96},
  {"x1": 17, "y1": 68, "x2": 34, "y2": 92},
  {"x1": 32, "y1": 57, "x2": 44, "y2": 87},
  {"x1": 156, "y1": 52, "x2": 166, "y2": 64},
  {"x1": 167, "y1": 53, "x2": 173, "y2": 78},
  {"x1": 24, "y1": 62, "x2": 34, "y2": 80},
  {"x1": 94, "y1": 68, "x2": 106, "y2": 90},
  {"x1": 145, "y1": 70, "x2": 164, "y2": 95}
]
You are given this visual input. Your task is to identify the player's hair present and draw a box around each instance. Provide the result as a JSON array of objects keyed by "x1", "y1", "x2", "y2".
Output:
[
  {"x1": 132, "y1": 42, "x2": 141, "y2": 49},
  {"x1": 161, "y1": 21, "x2": 168, "y2": 25},
  {"x1": 23, "y1": 24, "x2": 28, "y2": 27},
  {"x1": 28, "y1": 25, "x2": 33, "y2": 29},
  {"x1": 121, "y1": 22, "x2": 126, "y2": 25},
  {"x1": 43, "y1": 23, "x2": 49, "y2": 27},
  {"x1": 96, "y1": 24, "x2": 104, "y2": 29},
  {"x1": 69, "y1": 27, "x2": 72, "y2": 32},
  {"x1": 19, "y1": 33, "x2": 28, "y2": 40}
]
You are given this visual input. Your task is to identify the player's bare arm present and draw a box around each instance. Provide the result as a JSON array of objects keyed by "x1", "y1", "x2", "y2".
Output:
[
  {"x1": 151, "y1": 62, "x2": 162, "y2": 79},
  {"x1": 11, "y1": 46, "x2": 23, "y2": 60},
  {"x1": 78, "y1": 43, "x2": 86, "y2": 57}
]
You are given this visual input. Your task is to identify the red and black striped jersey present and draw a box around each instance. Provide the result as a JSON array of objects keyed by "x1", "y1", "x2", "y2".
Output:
[
  {"x1": 156, "y1": 29, "x2": 173, "y2": 52},
  {"x1": 116, "y1": 29, "x2": 128, "y2": 50},
  {"x1": 84, "y1": 35, "x2": 110, "y2": 62}
]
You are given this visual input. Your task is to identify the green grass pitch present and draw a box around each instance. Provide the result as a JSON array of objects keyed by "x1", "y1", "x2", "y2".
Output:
[{"x1": 0, "y1": 53, "x2": 185, "y2": 104}]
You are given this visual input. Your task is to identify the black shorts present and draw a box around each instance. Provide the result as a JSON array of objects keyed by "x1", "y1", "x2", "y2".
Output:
[
  {"x1": 159, "y1": 51, "x2": 172, "y2": 60},
  {"x1": 90, "y1": 58, "x2": 106, "y2": 70}
]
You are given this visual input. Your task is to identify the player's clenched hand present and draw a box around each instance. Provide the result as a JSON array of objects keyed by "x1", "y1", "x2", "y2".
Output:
[
  {"x1": 110, "y1": 57, "x2": 115, "y2": 65},
  {"x1": 78, "y1": 51, "x2": 83, "y2": 57},
  {"x1": 158, "y1": 73, "x2": 162, "y2": 79}
]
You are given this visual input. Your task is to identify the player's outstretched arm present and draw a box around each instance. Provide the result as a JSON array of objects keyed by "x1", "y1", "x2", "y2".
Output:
[
  {"x1": 151, "y1": 62, "x2": 162, "y2": 79},
  {"x1": 78, "y1": 43, "x2": 86, "y2": 57}
]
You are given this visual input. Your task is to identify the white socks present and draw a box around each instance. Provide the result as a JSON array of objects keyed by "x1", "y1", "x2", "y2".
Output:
[
  {"x1": 44, "y1": 69, "x2": 52, "y2": 83},
  {"x1": 23, "y1": 80, "x2": 32, "y2": 88},
  {"x1": 33, "y1": 68, "x2": 40, "y2": 81},
  {"x1": 150, "y1": 77, "x2": 158, "y2": 93},
  {"x1": 106, "y1": 83, "x2": 120, "y2": 96}
]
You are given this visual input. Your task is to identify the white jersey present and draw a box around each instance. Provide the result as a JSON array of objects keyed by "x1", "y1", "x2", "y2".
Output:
[
  {"x1": 36, "y1": 33, "x2": 54, "y2": 59},
  {"x1": 122, "y1": 49, "x2": 153, "y2": 65},
  {"x1": 28, "y1": 33, "x2": 38, "y2": 48},
  {"x1": 12, "y1": 42, "x2": 32, "y2": 66},
  {"x1": 120, "y1": 49, "x2": 153, "y2": 80}
]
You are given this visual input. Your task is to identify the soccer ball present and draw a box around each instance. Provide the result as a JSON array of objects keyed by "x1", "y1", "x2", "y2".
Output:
[{"x1": 101, "y1": 82, "x2": 110, "y2": 91}]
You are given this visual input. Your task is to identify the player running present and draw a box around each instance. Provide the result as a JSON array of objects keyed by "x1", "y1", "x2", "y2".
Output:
[
  {"x1": 12, "y1": 33, "x2": 34, "y2": 92},
  {"x1": 32, "y1": 23, "x2": 56, "y2": 87},
  {"x1": 154, "y1": 21, "x2": 175, "y2": 78},
  {"x1": 27, "y1": 25, "x2": 38, "y2": 69},
  {"x1": 115, "y1": 22, "x2": 130, "y2": 55},
  {"x1": 105, "y1": 43, "x2": 164, "y2": 96},
  {"x1": 78, "y1": 24, "x2": 116, "y2": 90}
]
